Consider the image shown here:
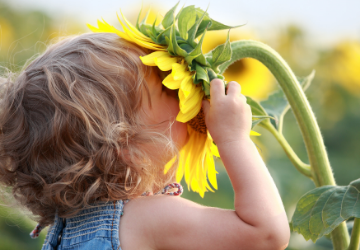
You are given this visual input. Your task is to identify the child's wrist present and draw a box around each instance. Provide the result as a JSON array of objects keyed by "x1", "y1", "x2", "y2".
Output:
[{"x1": 215, "y1": 135, "x2": 252, "y2": 150}]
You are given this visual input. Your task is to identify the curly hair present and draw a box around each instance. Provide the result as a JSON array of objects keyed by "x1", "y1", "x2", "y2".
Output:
[{"x1": 0, "y1": 33, "x2": 177, "y2": 226}]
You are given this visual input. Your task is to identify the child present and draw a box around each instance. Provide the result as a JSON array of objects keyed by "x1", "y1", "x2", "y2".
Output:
[{"x1": 0, "y1": 32, "x2": 290, "y2": 249}]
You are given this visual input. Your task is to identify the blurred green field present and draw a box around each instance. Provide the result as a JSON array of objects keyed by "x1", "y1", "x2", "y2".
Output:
[{"x1": 1, "y1": 1, "x2": 360, "y2": 249}]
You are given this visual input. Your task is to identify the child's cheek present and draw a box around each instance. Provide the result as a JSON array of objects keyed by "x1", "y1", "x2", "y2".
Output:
[
  {"x1": 171, "y1": 120, "x2": 188, "y2": 149},
  {"x1": 166, "y1": 93, "x2": 188, "y2": 149}
]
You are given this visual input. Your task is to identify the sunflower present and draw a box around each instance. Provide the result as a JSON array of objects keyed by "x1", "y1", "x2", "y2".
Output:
[{"x1": 88, "y1": 4, "x2": 257, "y2": 196}]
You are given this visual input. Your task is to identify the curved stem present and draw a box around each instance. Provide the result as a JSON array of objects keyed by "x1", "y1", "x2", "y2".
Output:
[
  {"x1": 218, "y1": 40, "x2": 350, "y2": 249},
  {"x1": 278, "y1": 106, "x2": 290, "y2": 135},
  {"x1": 348, "y1": 219, "x2": 360, "y2": 250},
  {"x1": 260, "y1": 122, "x2": 312, "y2": 178}
]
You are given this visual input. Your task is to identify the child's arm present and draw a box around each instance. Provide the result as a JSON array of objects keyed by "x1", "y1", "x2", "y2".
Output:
[
  {"x1": 203, "y1": 79, "x2": 288, "y2": 233},
  {"x1": 119, "y1": 79, "x2": 290, "y2": 250}
]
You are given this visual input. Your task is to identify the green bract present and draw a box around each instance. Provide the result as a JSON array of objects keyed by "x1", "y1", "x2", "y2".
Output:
[{"x1": 136, "y1": 2, "x2": 244, "y2": 97}]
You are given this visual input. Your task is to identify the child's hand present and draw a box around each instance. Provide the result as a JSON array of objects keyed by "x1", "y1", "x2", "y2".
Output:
[{"x1": 202, "y1": 79, "x2": 252, "y2": 145}]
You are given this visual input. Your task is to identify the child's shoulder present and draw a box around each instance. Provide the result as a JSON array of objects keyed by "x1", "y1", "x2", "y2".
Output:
[{"x1": 118, "y1": 195, "x2": 272, "y2": 250}]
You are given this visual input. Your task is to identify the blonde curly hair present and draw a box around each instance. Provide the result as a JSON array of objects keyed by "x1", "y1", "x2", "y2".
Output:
[{"x1": 0, "y1": 33, "x2": 177, "y2": 226}]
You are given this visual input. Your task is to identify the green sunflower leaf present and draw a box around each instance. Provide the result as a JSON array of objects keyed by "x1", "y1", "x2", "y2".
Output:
[
  {"x1": 156, "y1": 26, "x2": 171, "y2": 44},
  {"x1": 245, "y1": 97, "x2": 271, "y2": 128},
  {"x1": 190, "y1": 60, "x2": 197, "y2": 72},
  {"x1": 208, "y1": 19, "x2": 245, "y2": 32},
  {"x1": 166, "y1": 36, "x2": 174, "y2": 55},
  {"x1": 193, "y1": 8, "x2": 244, "y2": 37},
  {"x1": 246, "y1": 96, "x2": 268, "y2": 116},
  {"x1": 195, "y1": 64, "x2": 209, "y2": 83},
  {"x1": 170, "y1": 23, "x2": 188, "y2": 57},
  {"x1": 196, "y1": 55, "x2": 210, "y2": 67},
  {"x1": 193, "y1": 8, "x2": 212, "y2": 38},
  {"x1": 136, "y1": 5, "x2": 144, "y2": 30},
  {"x1": 186, "y1": 28, "x2": 209, "y2": 66},
  {"x1": 138, "y1": 8, "x2": 150, "y2": 28},
  {"x1": 187, "y1": 7, "x2": 210, "y2": 46},
  {"x1": 178, "y1": 5, "x2": 197, "y2": 40},
  {"x1": 152, "y1": 16, "x2": 158, "y2": 34},
  {"x1": 202, "y1": 80, "x2": 211, "y2": 96},
  {"x1": 209, "y1": 30, "x2": 232, "y2": 72},
  {"x1": 192, "y1": 74, "x2": 201, "y2": 85},
  {"x1": 162, "y1": 1, "x2": 180, "y2": 29},
  {"x1": 207, "y1": 68, "x2": 218, "y2": 83},
  {"x1": 251, "y1": 116, "x2": 273, "y2": 129},
  {"x1": 260, "y1": 70, "x2": 315, "y2": 129},
  {"x1": 147, "y1": 29, "x2": 158, "y2": 43},
  {"x1": 194, "y1": 29, "x2": 210, "y2": 66},
  {"x1": 196, "y1": 20, "x2": 212, "y2": 38},
  {"x1": 144, "y1": 17, "x2": 158, "y2": 43},
  {"x1": 185, "y1": 53, "x2": 201, "y2": 65},
  {"x1": 291, "y1": 178, "x2": 360, "y2": 243},
  {"x1": 179, "y1": 43, "x2": 194, "y2": 53},
  {"x1": 140, "y1": 24, "x2": 152, "y2": 37}
]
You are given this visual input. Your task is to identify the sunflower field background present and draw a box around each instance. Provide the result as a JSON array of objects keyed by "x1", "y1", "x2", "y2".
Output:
[{"x1": 1, "y1": 0, "x2": 360, "y2": 249}]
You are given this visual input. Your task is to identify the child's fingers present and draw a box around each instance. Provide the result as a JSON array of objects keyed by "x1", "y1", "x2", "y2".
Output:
[
  {"x1": 210, "y1": 79, "x2": 225, "y2": 101},
  {"x1": 226, "y1": 81, "x2": 242, "y2": 97},
  {"x1": 202, "y1": 99, "x2": 210, "y2": 115}
]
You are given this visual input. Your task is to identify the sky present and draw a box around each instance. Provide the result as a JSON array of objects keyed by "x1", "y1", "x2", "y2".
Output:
[{"x1": 6, "y1": 0, "x2": 360, "y2": 47}]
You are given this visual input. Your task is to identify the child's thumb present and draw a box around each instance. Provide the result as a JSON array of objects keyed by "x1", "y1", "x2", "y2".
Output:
[{"x1": 202, "y1": 99, "x2": 210, "y2": 115}]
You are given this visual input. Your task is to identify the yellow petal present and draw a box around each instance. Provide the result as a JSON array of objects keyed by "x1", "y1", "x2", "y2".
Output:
[
  {"x1": 89, "y1": 11, "x2": 167, "y2": 51},
  {"x1": 250, "y1": 130, "x2": 261, "y2": 136},
  {"x1": 172, "y1": 125, "x2": 221, "y2": 197},
  {"x1": 179, "y1": 87, "x2": 203, "y2": 114},
  {"x1": 140, "y1": 51, "x2": 168, "y2": 66},
  {"x1": 87, "y1": 21, "x2": 131, "y2": 40},
  {"x1": 209, "y1": 141, "x2": 220, "y2": 158},
  {"x1": 183, "y1": 129, "x2": 199, "y2": 186},
  {"x1": 162, "y1": 74, "x2": 182, "y2": 90},
  {"x1": 176, "y1": 101, "x2": 202, "y2": 122},
  {"x1": 98, "y1": 19, "x2": 113, "y2": 32},
  {"x1": 87, "y1": 23, "x2": 101, "y2": 32},
  {"x1": 116, "y1": 13, "x2": 165, "y2": 50},
  {"x1": 119, "y1": 10, "x2": 153, "y2": 42},
  {"x1": 179, "y1": 75, "x2": 194, "y2": 99},
  {"x1": 198, "y1": 190, "x2": 205, "y2": 198},
  {"x1": 154, "y1": 56, "x2": 177, "y2": 71},
  {"x1": 123, "y1": 27, "x2": 164, "y2": 50},
  {"x1": 172, "y1": 63, "x2": 188, "y2": 80},
  {"x1": 206, "y1": 152, "x2": 218, "y2": 190}
]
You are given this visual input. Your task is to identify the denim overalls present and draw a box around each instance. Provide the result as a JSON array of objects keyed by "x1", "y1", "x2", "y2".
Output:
[
  {"x1": 41, "y1": 200, "x2": 126, "y2": 250},
  {"x1": 40, "y1": 183, "x2": 182, "y2": 249}
]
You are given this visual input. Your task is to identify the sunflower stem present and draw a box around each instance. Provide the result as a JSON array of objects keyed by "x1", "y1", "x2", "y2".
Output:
[
  {"x1": 260, "y1": 122, "x2": 312, "y2": 178},
  {"x1": 218, "y1": 40, "x2": 350, "y2": 249},
  {"x1": 348, "y1": 219, "x2": 360, "y2": 250}
]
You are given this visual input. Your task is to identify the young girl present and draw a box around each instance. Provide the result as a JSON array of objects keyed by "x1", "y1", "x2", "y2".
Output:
[{"x1": 0, "y1": 32, "x2": 290, "y2": 249}]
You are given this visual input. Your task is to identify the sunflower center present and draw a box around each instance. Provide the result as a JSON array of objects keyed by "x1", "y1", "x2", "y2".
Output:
[{"x1": 188, "y1": 108, "x2": 207, "y2": 134}]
